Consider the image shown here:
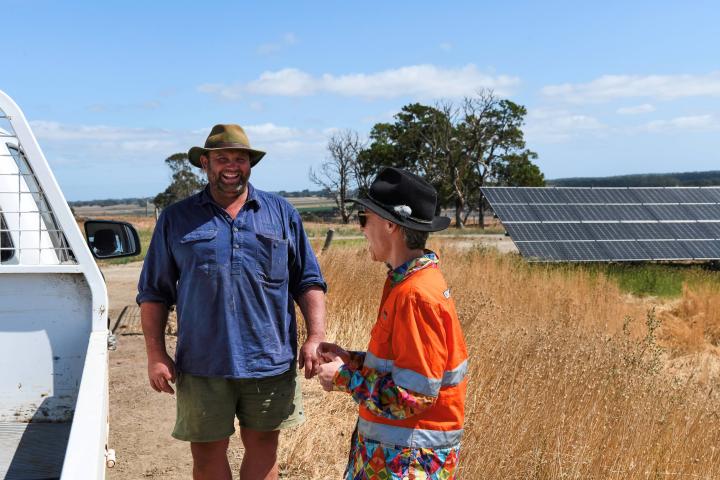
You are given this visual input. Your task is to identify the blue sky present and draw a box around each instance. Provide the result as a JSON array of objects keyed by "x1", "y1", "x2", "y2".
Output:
[{"x1": 2, "y1": 0, "x2": 719, "y2": 200}]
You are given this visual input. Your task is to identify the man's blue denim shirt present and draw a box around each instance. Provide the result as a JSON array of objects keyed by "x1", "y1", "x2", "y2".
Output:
[{"x1": 137, "y1": 184, "x2": 327, "y2": 378}]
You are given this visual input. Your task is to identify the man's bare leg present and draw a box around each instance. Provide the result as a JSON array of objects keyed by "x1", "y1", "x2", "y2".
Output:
[
  {"x1": 240, "y1": 428, "x2": 280, "y2": 480},
  {"x1": 190, "y1": 438, "x2": 232, "y2": 480}
]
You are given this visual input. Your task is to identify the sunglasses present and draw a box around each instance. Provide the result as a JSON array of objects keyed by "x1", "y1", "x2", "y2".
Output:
[{"x1": 357, "y1": 210, "x2": 368, "y2": 228}]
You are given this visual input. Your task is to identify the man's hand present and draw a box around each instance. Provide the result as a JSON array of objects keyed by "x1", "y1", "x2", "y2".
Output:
[
  {"x1": 147, "y1": 352, "x2": 176, "y2": 394},
  {"x1": 317, "y1": 360, "x2": 343, "y2": 392},
  {"x1": 317, "y1": 342, "x2": 350, "y2": 364},
  {"x1": 296, "y1": 287, "x2": 326, "y2": 379},
  {"x1": 298, "y1": 334, "x2": 325, "y2": 379}
]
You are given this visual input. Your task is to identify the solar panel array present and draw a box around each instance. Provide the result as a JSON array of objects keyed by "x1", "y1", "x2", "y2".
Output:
[{"x1": 481, "y1": 187, "x2": 720, "y2": 262}]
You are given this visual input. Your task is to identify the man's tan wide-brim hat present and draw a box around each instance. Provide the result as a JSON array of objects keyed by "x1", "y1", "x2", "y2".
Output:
[{"x1": 188, "y1": 124, "x2": 266, "y2": 168}]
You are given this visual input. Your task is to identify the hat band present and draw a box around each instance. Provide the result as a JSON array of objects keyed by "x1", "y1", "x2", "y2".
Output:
[
  {"x1": 205, "y1": 141, "x2": 252, "y2": 149},
  {"x1": 367, "y1": 193, "x2": 433, "y2": 225}
]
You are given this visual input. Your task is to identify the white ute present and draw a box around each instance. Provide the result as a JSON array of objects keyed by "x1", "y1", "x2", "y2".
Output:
[{"x1": 0, "y1": 90, "x2": 140, "y2": 479}]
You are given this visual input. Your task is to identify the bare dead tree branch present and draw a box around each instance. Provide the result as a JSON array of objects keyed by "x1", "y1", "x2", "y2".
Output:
[{"x1": 309, "y1": 130, "x2": 365, "y2": 224}]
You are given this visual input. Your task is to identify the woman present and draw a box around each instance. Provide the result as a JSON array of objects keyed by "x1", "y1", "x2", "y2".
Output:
[{"x1": 317, "y1": 167, "x2": 468, "y2": 480}]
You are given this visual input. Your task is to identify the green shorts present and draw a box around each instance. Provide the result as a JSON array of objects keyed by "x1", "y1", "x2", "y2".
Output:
[{"x1": 172, "y1": 368, "x2": 305, "y2": 442}]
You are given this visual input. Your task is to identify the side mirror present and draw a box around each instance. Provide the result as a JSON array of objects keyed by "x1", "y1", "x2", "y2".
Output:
[{"x1": 84, "y1": 220, "x2": 141, "y2": 259}]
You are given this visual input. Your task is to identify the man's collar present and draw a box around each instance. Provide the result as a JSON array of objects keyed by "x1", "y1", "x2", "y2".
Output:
[{"x1": 197, "y1": 183, "x2": 260, "y2": 210}]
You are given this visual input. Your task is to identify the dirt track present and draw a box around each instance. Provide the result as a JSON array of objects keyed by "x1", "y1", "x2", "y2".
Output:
[{"x1": 103, "y1": 263, "x2": 192, "y2": 479}]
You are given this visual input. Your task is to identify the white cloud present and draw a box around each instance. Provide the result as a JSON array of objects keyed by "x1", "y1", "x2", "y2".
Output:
[
  {"x1": 256, "y1": 32, "x2": 298, "y2": 55},
  {"x1": 197, "y1": 83, "x2": 242, "y2": 100},
  {"x1": 15, "y1": 117, "x2": 344, "y2": 198},
  {"x1": 642, "y1": 114, "x2": 720, "y2": 133},
  {"x1": 198, "y1": 64, "x2": 520, "y2": 100},
  {"x1": 542, "y1": 72, "x2": 720, "y2": 103},
  {"x1": 617, "y1": 103, "x2": 656, "y2": 115},
  {"x1": 524, "y1": 108, "x2": 607, "y2": 143},
  {"x1": 30, "y1": 121, "x2": 172, "y2": 144},
  {"x1": 247, "y1": 69, "x2": 317, "y2": 96},
  {"x1": 244, "y1": 123, "x2": 303, "y2": 142},
  {"x1": 28, "y1": 120, "x2": 333, "y2": 162}
]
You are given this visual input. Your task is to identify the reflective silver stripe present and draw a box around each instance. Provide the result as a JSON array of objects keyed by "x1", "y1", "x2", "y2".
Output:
[
  {"x1": 364, "y1": 351, "x2": 393, "y2": 372},
  {"x1": 365, "y1": 352, "x2": 467, "y2": 390},
  {"x1": 441, "y1": 359, "x2": 468, "y2": 386},
  {"x1": 358, "y1": 418, "x2": 463, "y2": 449},
  {"x1": 392, "y1": 365, "x2": 441, "y2": 397}
]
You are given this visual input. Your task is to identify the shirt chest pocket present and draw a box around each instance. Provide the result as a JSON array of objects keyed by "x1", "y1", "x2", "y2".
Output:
[
  {"x1": 370, "y1": 319, "x2": 392, "y2": 346},
  {"x1": 179, "y1": 229, "x2": 218, "y2": 276},
  {"x1": 255, "y1": 233, "x2": 288, "y2": 284}
]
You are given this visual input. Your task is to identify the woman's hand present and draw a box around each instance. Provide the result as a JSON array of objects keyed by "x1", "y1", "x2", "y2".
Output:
[
  {"x1": 317, "y1": 359, "x2": 344, "y2": 391},
  {"x1": 317, "y1": 342, "x2": 350, "y2": 364}
]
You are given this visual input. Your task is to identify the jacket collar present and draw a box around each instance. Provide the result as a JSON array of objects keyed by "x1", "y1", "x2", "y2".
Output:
[{"x1": 388, "y1": 250, "x2": 439, "y2": 286}]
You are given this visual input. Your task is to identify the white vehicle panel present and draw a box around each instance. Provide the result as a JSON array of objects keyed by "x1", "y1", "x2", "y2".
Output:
[{"x1": 0, "y1": 90, "x2": 110, "y2": 479}]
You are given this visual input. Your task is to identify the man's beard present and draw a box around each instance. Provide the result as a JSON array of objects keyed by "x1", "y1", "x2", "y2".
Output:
[{"x1": 211, "y1": 172, "x2": 249, "y2": 195}]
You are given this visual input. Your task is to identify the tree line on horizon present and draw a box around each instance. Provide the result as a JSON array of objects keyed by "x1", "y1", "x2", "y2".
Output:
[{"x1": 550, "y1": 171, "x2": 720, "y2": 188}]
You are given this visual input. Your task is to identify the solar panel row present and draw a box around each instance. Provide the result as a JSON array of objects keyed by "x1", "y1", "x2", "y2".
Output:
[
  {"x1": 492, "y1": 203, "x2": 720, "y2": 222},
  {"x1": 484, "y1": 187, "x2": 720, "y2": 205},
  {"x1": 481, "y1": 186, "x2": 720, "y2": 262},
  {"x1": 516, "y1": 240, "x2": 720, "y2": 262},
  {"x1": 505, "y1": 222, "x2": 720, "y2": 241}
]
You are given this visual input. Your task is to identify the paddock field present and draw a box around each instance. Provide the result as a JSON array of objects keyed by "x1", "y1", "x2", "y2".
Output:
[{"x1": 103, "y1": 223, "x2": 720, "y2": 479}]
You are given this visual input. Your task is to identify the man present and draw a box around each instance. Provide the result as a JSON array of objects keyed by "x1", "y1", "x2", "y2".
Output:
[
  {"x1": 317, "y1": 167, "x2": 468, "y2": 479},
  {"x1": 137, "y1": 124, "x2": 327, "y2": 480}
]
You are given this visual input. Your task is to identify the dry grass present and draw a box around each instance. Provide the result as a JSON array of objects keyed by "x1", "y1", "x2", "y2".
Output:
[{"x1": 279, "y1": 242, "x2": 720, "y2": 479}]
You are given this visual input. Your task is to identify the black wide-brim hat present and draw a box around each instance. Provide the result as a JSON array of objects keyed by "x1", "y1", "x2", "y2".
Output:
[
  {"x1": 188, "y1": 124, "x2": 266, "y2": 168},
  {"x1": 349, "y1": 167, "x2": 451, "y2": 232}
]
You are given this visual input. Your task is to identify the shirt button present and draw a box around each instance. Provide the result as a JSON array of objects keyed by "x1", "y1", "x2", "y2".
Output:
[
  {"x1": 233, "y1": 227, "x2": 239, "y2": 232},
  {"x1": 234, "y1": 244, "x2": 240, "y2": 249}
]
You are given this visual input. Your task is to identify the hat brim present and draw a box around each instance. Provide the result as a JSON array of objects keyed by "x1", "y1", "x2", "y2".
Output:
[
  {"x1": 349, "y1": 198, "x2": 451, "y2": 232},
  {"x1": 188, "y1": 146, "x2": 266, "y2": 168}
]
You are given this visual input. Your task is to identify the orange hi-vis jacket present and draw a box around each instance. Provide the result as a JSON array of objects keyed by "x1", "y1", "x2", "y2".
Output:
[{"x1": 358, "y1": 265, "x2": 468, "y2": 449}]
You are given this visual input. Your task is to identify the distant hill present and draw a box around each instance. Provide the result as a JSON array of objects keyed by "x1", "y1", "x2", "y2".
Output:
[
  {"x1": 69, "y1": 197, "x2": 153, "y2": 207},
  {"x1": 548, "y1": 171, "x2": 720, "y2": 188},
  {"x1": 67, "y1": 189, "x2": 331, "y2": 206}
]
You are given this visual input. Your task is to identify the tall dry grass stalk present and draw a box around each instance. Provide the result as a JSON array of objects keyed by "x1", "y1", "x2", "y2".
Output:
[{"x1": 279, "y1": 243, "x2": 720, "y2": 479}]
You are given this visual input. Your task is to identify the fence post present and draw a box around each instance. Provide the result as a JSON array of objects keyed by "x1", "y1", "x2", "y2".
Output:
[{"x1": 322, "y1": 228, "x2": 335, "y2": 252}]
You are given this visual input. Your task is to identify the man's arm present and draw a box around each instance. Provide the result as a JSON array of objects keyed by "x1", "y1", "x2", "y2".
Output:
[
  {"x1": 141, "y1": 301, "x2": 176, "y2": 394},
  {"x1": 296, "y1": 286, "x2": 326, "y2": 379}
]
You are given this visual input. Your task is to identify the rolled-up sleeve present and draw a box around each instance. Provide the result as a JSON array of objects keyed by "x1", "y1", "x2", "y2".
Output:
[
  {"x1": 287, "y1": 208, "x2": 327, "y2": 299},
  {"x1": 136, "y1": 211, "x2": 178, "y2": 307}
]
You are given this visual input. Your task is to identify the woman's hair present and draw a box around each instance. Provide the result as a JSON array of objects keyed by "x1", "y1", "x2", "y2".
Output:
[{"x1": 401, "y1": 226, "x2": 429, "y2": 250}]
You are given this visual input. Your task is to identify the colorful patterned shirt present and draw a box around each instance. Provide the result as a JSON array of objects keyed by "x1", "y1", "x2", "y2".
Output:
[{"x1": 333, "y1": 251, "x2": 467, "y2": 479}]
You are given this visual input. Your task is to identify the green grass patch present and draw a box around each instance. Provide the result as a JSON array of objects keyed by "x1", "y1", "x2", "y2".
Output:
[
  {"x1": 326, "y1": 238, "x2": 367, "y2": 248},
  {"x1": 437, "y1": 225, "x2": 506, "y2": 236},
  {"x1": 304, "y1": 224, "x2": 362, "y2": 238},
  {"x1": 296, "y1": 206, "x2": 335, "y2": 214},
  {"x1": 603, "y1": 264, "x2": 687, "y2": 297},
  {"x1": 533, "y1": 261, "x2": 720, "y2": 298}
]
